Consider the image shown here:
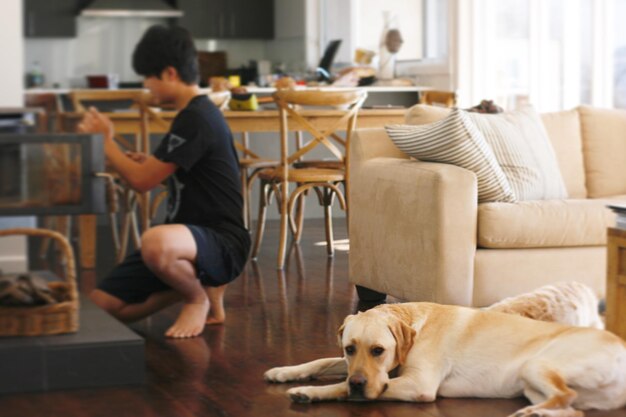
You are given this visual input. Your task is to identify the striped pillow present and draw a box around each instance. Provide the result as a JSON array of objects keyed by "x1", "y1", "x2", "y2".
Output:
[
  {"x1": 386, "y1": 108, "x2": 516, "y2": 203},
  {"x1": 468, "y1": 107, "x2": 568, "y2": 200}
]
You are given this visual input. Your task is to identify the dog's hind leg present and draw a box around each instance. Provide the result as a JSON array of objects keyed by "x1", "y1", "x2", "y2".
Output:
[
  {"x1": 509, "y1": 364, "x2": 583, "y2": 417},
  {"x1": 264, "y1": 357, "x2": 347, "y2": 383}
]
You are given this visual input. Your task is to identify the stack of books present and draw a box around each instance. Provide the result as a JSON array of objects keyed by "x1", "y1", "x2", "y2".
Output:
[{"x1": 607, "y1": 204, "x2": 626, "y2": 229}]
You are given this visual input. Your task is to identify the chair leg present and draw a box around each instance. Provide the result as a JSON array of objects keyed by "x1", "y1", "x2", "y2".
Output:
[
  {"x1": 277, "y1": 181, "x2": 289, "y2": 269},
  {"x1": 240, "y1": 167, "x2": 250, "y2": 229},
  {"x1": 342, "y1": 180, "x2": 350, "y2": 236},
  {"x1": 294, "y1": 191, "x2": 306, "y2": 243},
  {"x1": 323, "y1": 188, "x2": 335, "y2": 257},
  {"x1": 251, "y1": 181, "x2": 269, "y2": 259},
  {"x1": 117, "y1": 190, "x2": 134, "y2": 263},
  {"x1": 130, "y1": 205, "x2": 141, "y2": 250},
  {"x1": 109, "y1": 213, "x2": 121, "y2": 254}
]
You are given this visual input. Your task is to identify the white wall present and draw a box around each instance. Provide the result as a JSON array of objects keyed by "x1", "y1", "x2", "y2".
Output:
[
  {"x1": 0, "y1": 0, "x2": 30, "y2": 273},
  {"x1": 26, "y1": 17, "x2": 167, "y2": 88},
  {"x1": 1, "y1": 0, "x2": 24, "y2": 105}
]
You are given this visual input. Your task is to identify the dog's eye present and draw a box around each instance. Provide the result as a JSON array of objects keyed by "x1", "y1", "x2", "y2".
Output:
[
  {"x1": 371, "y1": 347, "x2": 385, "y2": 357},
  {"x1": 345, "y1": 345, "x2": 356, "y2": 356}
]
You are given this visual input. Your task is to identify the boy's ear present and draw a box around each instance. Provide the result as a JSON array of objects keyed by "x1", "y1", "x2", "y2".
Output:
[{"x1": 162, "y1": 66, "x2": 179, "y2": 82}]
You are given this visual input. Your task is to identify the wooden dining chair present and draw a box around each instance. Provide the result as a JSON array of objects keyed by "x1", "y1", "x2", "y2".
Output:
[
  {"x1": 250, "y1": 89, "x2": 367, "y2": 269},
  {"x1": 419, "y1": 90, "x2": 457, "y2": 107}
]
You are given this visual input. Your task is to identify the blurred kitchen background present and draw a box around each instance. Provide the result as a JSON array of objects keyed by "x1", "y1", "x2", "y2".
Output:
[{"x1": 22, "y1": 0, "x2": 451, "y2": 91}]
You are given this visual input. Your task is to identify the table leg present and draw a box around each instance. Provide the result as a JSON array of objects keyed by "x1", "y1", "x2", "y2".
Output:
[
  {"x1": 606, "y1": 231, "x2": 626, "y2": 339},
  {"x1": 78, "y1": 215, "x2": 97, "y2": 269}
]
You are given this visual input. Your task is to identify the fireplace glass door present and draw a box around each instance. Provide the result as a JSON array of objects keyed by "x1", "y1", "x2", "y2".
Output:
[{"x1": 0, "y1": 134, "x2": 106, "y2": 215}]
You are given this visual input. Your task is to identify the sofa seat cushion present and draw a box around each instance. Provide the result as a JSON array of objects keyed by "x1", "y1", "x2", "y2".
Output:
[{"x1": 477, "y1": 196, "x2": 626, "y2": 248}]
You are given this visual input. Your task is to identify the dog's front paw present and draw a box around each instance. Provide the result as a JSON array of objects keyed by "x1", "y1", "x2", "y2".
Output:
[
  {"x1": 509, "y1": 406, "x2": 583, "y2": 417},
  {"x1": 264, "y1": 366, "x2": 310, "y2": 383},
  {"x1": 287, "y1": 386, "x2": 314, "y2": 403}
]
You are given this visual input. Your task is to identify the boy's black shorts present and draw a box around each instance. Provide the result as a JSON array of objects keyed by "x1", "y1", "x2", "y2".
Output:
[{"x1": 97, "y1": 224, "x2": 247, "y2": 304}]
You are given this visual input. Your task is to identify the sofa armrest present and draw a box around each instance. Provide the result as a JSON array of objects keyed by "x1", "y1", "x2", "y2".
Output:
[
  {"x1": 351, "y1": 128, "x2": 410, "y2": 163},
  {"x1": 349, "y1": 129, "x2": 478, "y2": 305}
]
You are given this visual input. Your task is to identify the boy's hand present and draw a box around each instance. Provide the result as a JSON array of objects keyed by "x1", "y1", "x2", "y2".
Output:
[
  {"x1": 77, "y1": 107, "x2": 114, "y2": 141},
  {"x1": 125, "y1": 151, "x2": 148, "y2": 164}
]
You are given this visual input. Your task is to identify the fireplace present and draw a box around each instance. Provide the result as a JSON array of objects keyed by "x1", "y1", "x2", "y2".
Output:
[{"x1": 0, "y1": 134, "x2": 106, "y2": 215}]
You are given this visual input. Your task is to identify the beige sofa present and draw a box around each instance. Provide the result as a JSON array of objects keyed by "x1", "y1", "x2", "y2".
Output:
[{"x1": 349, "y1": 105, "x2": 626, "y2": 306}]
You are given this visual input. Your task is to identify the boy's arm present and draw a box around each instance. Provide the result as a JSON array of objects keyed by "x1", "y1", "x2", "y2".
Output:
[
  {"x1": 107, "y1": 149, "x2": 176, "y2": 192},
  {"x1": 78, "y1": 107, "x2": 176, "y2": 192}
]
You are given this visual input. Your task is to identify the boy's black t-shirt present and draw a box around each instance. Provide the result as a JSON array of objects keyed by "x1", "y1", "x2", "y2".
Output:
[{"x1": 152, "y1": 95, "x2": 249, "y2": 257}]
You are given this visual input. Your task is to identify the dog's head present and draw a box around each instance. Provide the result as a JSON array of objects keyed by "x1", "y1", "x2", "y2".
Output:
[{"x1": 338, "y1": 308, "x2": 416, "y2": 399}]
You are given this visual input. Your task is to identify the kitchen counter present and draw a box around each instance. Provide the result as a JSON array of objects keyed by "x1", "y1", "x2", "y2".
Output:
[{"x1": 25, "y1": 85, "x2": 431, "y2": 110}]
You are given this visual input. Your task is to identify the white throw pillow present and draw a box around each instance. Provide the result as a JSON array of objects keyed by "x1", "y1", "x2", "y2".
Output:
[
  {"x1": 467, "y1": 107, "x2": 568, "y2": 200},
  {"x1": 386, "y1": 108, "x2": 516, "y2": 203}
]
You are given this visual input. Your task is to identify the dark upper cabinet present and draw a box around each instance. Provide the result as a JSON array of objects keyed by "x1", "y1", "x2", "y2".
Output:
[
  {"x1": 24, "y1": 0, "x2": 78, "y2": 38},
  {"x1": 177, "y1": 0, "x2": 274, "y2": 39}
]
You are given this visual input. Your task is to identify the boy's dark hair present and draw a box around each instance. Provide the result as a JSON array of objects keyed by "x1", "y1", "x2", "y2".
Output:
[{"x1": 132, "y1": 25, "x2": 199, "y2": 85}]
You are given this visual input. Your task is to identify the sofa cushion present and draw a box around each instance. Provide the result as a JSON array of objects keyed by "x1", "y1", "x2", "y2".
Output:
[
  {"x1": 468, "y1": 107, "x2": 568, "y2": 200},
  {"x1": 477, "y1": 196, "x2": 625, "y2": 248},
  {"x1": 404, "y1": 105, "x2": 568, "y2": 200},
  {"x1": 540, "y1": 110, "x2": 587, "y2": 198},
  {"x1": 578, "y1": 106, "x2": 626, "y2": 198},
  {"x1": 386, "y1": 108, "x2": 516, "y2": 203}
]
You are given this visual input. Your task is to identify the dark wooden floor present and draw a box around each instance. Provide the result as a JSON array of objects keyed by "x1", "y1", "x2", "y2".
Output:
[{"x1": 2, "y1": 219, "x2": 625, "y2": 417}]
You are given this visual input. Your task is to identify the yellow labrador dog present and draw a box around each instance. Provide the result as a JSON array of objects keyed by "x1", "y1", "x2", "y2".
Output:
[{"x1": 264, "y1": 303, "x2": 626, "y2": 417}]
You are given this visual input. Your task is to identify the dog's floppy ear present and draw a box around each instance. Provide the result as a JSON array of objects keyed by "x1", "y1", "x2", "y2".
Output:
[
  {"x1": 388, "y1": 319, "x2": 416, "y2": 365},
  {"x1": 337, "y1": 314, "x2": 356, "y2": 347}
]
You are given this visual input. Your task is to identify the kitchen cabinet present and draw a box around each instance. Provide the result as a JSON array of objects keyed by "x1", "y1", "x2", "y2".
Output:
[
  {"x1": 177, "y1": 0, "x2": 274, "y2": 39},
  {"x1": 24, "y1": 0, "x2": 78, "y2": 38}
]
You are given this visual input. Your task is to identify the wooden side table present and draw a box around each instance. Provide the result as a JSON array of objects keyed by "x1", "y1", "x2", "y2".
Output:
[{"x1": 606, "y1": 227, "x2": 626, "y2": 339}]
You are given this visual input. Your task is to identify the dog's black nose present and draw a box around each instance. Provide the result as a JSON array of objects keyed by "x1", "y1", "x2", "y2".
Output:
[{"x1": 349, "y1": 374, "x2": 367, "y2": 394}]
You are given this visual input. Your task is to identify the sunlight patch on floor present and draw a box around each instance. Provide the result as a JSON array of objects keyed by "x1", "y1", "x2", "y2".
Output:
[{"x1": 314, "y1": 238, "x2": 350, "y2": 251}]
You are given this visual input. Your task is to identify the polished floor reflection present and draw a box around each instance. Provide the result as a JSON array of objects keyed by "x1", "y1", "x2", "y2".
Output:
[{"x1": 3, "y1": 220, "x2": 624, "y2": 417}]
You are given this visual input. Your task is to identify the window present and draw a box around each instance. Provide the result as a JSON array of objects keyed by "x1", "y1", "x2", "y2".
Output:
[
  {"x1": 461, "y1": 0, "x2": 616, "y2": 111},
  {"x1": 614, "y1": 0, "x2": 626, "y2": 107}
]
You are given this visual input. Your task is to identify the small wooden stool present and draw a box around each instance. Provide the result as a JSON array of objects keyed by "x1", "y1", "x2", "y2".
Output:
[{"x1": 606, "y1": 227, "x2": 626, "y2": 339}]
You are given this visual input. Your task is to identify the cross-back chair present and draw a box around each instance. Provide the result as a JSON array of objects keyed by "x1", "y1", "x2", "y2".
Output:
[{"x1": 251, "y1": 89, "x2": 367, "y2": 269}]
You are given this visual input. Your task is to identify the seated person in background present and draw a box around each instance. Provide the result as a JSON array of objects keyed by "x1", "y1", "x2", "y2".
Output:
[{"x1": 78, "y1": 25, "x2": 250, "y2": 338}]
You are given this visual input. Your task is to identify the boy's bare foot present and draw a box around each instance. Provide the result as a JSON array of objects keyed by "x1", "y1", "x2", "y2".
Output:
[
  {"x1": 205, "y1": 285, "x2": 226, "y2": 325},
  {"x1": 165, "y1": 300, "x2": 209, "y2": 338}
]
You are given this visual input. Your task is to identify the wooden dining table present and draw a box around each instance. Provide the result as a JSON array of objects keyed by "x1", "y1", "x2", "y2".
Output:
[
  {"x1": 62, "y1": 107, "x2": 407, "y2": 268},
  {"x1": 81, "y1": 107, "x2": 407, "y2": 135}
]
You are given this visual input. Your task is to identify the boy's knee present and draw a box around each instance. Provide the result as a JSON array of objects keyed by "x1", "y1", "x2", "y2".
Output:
[{"x1": 141, "y1": 231, "x2": 171, "y2": 270}]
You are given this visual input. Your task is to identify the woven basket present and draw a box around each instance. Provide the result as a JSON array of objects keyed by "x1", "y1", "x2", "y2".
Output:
[{"x1": 0, "y1": 228, "x2": 78, "y2": 337}]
